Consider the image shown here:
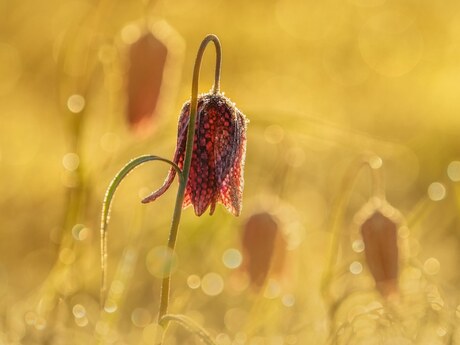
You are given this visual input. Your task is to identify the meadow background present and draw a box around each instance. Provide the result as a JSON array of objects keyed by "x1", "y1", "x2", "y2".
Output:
[{"x1": 1, "y1": 0, "x2": 460, "y2": 344}]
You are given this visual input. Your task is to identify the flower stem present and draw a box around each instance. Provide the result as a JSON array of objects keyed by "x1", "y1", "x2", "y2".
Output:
[
  {"x1": 159, "y1": 314, "x2": 217, "y2": 345},
  {"x1": 158, "y1": 34, "x2": 222, "y2": 326},
  {"x1": 321, "y1": 154, "x2": 385, "y2": 302},
  {"x1": 100, "y1": 155, "x2": 182, "y2": 306}
]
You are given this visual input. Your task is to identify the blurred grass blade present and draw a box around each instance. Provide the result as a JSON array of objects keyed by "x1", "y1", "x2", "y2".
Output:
[
  {"x1": 100, "y1": 155, "x2": 182, "y2": 306},
  {"x1": 159, "y1": 314, "x2": 217, "y2": 345}
]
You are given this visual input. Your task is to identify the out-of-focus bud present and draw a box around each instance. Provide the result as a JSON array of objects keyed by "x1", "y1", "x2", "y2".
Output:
[
  {"x1": 124, "y1": 22, "x2": 184, "y2": 136},
  {"x1": 360, "y1": 211, "x2": 399, "y2": 298},
  {"x1": 241, "y1": 212, "x2": 287, "y2": 289},
  {"x1": 126, "y1": 31, "x2": 167, "y2": 132}
]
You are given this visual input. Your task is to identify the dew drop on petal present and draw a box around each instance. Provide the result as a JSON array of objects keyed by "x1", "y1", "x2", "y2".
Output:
[
  {"x1": 222, "y1": 248, "x2": 242, "y2": 269},
  {"x1": 350, "y1": 261, "x2": 363, "y2": 275},
  {"x1": 201, "y1": 272, "x2": 224, "y2": 296},
  {"x1": 187, "y1": 274, "x2": 201, "y2": 289},
  {"x1": 428, "y1": 182, "x2": 446, "y2": 201},
  {"x1": 447, "y1": 161, "x2": 460, "y2": 182},
  {"x1": 67, "y1": 94, "x2": 85, "y2": 113}
]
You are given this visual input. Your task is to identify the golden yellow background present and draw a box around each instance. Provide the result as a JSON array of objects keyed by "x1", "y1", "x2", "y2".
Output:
[{"x1": 0, "y1": 0, "x2": 459, "y2": 343}]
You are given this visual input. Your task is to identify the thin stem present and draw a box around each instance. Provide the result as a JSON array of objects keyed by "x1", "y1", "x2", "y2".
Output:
[
  {"x1": 368, "y1": 156, "x2": 385, "y2": 201},
  {"x1": 100, "y1": 155, "x2": 182, "y2": 306},
  {"x1": 159, "y1": 314, "x2": 217, "y2": 345},
  {"x1": 158, "y1": 34, "x2": 222, "y2": 325},
  {"x1": 321, "y1": 154, "x2": 385, "y2": 302}
]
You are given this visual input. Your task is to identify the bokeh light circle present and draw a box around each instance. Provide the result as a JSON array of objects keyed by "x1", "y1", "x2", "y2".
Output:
[
  {"x1": 201, "y1": 272, "x2": 224, "y2": 296},
  {"x1": 222, "y1": 248, "x2": 242, "y2": 269},
  {"x1": 427, "y1": 182, "x2": 446, "y2": 201},
  {"x1": 146, "y1": 246, "x2": 178, "y2": 278}
]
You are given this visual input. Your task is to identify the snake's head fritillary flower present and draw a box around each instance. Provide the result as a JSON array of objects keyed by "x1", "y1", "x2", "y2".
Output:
[
  {"x1": 142, "y1": 92, "x2": 247, "y2": 216},
  {"x1": 241, "y1": 212, "x2": 287, "y2": 290},
  {"x1": 126, "y1": 31, "x2": 168, "y2": 134},
  {"x1": 124, "y1": 24, "x2": 184, "y2": 137},
  {"x1": 361, "y1": 211, "x2": 399, "y2": 298}
]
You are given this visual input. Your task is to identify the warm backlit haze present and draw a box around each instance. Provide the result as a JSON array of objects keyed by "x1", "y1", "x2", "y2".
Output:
[{"x1": 0, "y1": 0, "x2": 459, "y2": 344}]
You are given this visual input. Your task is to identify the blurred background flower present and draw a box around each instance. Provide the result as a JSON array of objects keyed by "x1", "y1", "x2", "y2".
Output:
[
  {"x1": 123, "y1": 21, "x2": 184, "y2": 136},
  {"x1": 240, "y1": 212, "x2": 287, "y2": 290},
  {"x1": 360, "y1": 211, "x2": 399, "y2": 298}
]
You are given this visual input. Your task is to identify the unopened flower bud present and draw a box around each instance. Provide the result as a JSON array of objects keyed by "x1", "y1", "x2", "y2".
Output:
[{"x1": 361, "y1": 211, "x2": 399, "y2": 298}]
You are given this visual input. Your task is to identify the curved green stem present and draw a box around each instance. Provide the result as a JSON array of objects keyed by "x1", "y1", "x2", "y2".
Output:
[
  {"x1": 321, "y1": 154, "x2": 385, "y2": 302},
  {"x1": 157, "y1": 34, "x2": 222, "y2": 326},
  {"x1": 158, "y1": 314, "x2": 217, "y2": 345},
  {"x1": 100, "y1": 155, "x2": 183, "y2": 306}
]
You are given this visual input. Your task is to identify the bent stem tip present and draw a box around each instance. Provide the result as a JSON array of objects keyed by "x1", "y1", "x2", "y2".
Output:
[
  {"x1": 321, "y1": 154, "x2": 385, "y2": 299},
  {"x1": 157, "y1": 33, "x2": 223, "y2": 325},
  {"x1": 100, "y1": 155, "x2": 182, "y2": 307}
]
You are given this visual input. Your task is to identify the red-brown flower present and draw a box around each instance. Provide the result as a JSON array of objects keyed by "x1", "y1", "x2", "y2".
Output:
[
  {"x1": 126, "y1": 31, "x2": 168, "y2": 134},
  {"x1": 142, "y1": 92, "x2": 247, "y2": 216},
  {"x1": 241, "y1": 212, "x2": 287, "y2": 289},
  {"x1": 361, "y1": 211, "x2": 399, "y2": 298}
]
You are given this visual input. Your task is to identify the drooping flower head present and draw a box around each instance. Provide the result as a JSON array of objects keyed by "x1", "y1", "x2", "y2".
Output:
[
  {"x1": 241, "y1": 212, "x2": 287, "y2": 289},
  {"x1": 126, "y1": 31, "x2": 168, "y2": 133},
  {"x1": 142, "y1": 92, "x2": 247, "y2": 216},
  {"x1": 360, "y1": 209, "x2": 399, "y2": 298},
  {"x1": 124, "y1": 23, "x2": 184, "y2": 137}
]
